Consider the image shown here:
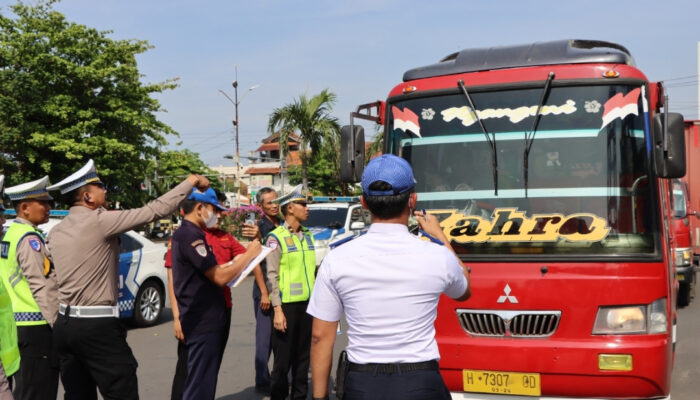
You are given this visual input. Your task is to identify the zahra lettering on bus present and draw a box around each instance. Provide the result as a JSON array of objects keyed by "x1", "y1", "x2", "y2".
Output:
[
  {"x1": 441, "y1": 208, "x2": 610, "y2": 243},
  {"x1": 440, "y1": 100, "x2": 577, "y2": 127}
]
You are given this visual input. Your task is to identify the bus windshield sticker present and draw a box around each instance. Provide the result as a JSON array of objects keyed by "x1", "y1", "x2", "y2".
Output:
[
  {"x1": 436, "y1": 208, "x2": 610, "y2": 243},
  {"x1": 600, "y1": 88, "x2": 640, "y2": 130},
  {"x1": 392, "y1": 106, "x2": 422, "y2": 137},
  {"x1": 584, "y1": 100, "x2": 601, "y2": 113},
  {"x1": 421, "y1": 108, "x2": 435, "y2": 120},
  {"x1": 440, "y1": 100, "x2": 577, "y2": 126}
]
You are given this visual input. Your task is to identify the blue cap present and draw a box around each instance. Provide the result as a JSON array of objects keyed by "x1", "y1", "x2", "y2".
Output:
[
  {"x1": 361, "y1": 154, "x2": 416, "y2": 196},
  {"x1": 188, "y1": 188, "x2": 227, "y2": 211}
]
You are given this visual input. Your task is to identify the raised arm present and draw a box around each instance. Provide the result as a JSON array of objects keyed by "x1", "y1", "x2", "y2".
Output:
[{"x1": 98, "y1": 175, "x2": 209, "y2": 237}]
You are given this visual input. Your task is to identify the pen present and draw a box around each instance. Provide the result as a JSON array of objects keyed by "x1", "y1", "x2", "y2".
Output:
[{"x1": 418, "y1": 209, "x2": 444, "y2": 245}]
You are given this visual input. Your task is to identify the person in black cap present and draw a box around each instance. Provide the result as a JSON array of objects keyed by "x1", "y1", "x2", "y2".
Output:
[
  {"x1": 171, "y1": 188, "x2": 262, "y2": 400},
  {"x1": 307, "y1": 154, "x2": 471, "y2": 400},
  {"x1": 47, "y1": 159, "x2": 211, "y2": 400}
]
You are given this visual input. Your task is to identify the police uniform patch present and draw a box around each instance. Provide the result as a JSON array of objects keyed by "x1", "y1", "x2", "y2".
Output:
[
  {"x1": 0, "y1": 242, "x2": 8, "y2": 259},
  {"x1": 267, "y1": 237, "x2": 279, "y2": 250},
  {"x1": 195, "y1": 244, "x2": 208, "y2": 257},
  {"x1": 28, "y1": 237, "x2": 42, "y2": 252},
  {"x1": 285, "y1": 237, "x2": 295, "y2": 247}
]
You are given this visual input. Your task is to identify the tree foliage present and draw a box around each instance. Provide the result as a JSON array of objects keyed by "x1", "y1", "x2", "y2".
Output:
[
  {"x1": 0, "y1": 1, "x2": 178, "y2": 207},
  {"x1": 267, "y1": 89, "x2": 341, "y2": 193},
  {"x1": 286, "y1": 145, "x2": 352, "y2": 195},
  {"x1": 148, "y1": 150, "x2": 222, "y2": 196}
]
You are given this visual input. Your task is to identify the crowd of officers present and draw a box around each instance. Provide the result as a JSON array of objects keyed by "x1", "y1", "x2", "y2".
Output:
[{"x1": 0, "y1": 154, "x2": 470, "y2": 400}]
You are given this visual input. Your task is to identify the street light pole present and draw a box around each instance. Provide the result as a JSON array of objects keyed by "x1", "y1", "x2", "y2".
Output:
[
  {"x1": 218, "y1": 65, "x2": 259, "y2": 207},
  {"x1": 233, "y1": 68, "x2": 240, "y2": 207}
]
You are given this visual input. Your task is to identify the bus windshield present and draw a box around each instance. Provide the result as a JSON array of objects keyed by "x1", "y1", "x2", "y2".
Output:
[{"x1": 388, "y1": 84, "x2": 657, "y2": 257}]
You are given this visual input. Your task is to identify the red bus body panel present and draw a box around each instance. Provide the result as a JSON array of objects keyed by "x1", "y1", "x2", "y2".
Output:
[
  {"x1": 683, "y1": 121, "x2": 700, "y2": 259},
  {"x1": 386, "y1": 61, "x2": 675, "y2": 399}
]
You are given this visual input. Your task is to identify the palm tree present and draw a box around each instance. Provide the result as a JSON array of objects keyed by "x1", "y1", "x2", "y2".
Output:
[{"x1": 268, "y1": 89, "x2": 341, "y2": 193}]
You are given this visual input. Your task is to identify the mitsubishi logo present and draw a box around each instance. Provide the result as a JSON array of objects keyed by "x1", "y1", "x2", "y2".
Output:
[{"x1": 497, "y1": 284, "x2": 518, "y2": 304}]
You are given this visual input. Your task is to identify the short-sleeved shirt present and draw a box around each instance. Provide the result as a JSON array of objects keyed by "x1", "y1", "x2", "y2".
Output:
[
  {"x1": 307, "y1": 223, "x2": 467, "y2": 364},
  {"x1": 165, "y1": 230, "x2": 246, "y2": 308},
  {"x1": 171, "y1": 219, "x2": 225, "y2": 338},
  {"x1": 254, "y1": 215, "x2": 281, "y2": 297}
]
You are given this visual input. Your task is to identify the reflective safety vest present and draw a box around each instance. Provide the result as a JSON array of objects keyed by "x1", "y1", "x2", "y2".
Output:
[
  {"x1": 0, "y1": 278, "x2": 20, "y2": 376},
  {"x1": 0, "y1": 222, "x2": 48, "y2": 326},
  {"x1": 268, "y1": 225, "x2": 316, "y2": 303}
]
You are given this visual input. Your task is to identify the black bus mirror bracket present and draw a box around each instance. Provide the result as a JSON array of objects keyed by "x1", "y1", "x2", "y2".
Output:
[
  {"x1": 653, "y1": 112, "x2": 685, "y2": 178},
  {"x1": 340, "y1": 125, "x2": 365, "y2": 183}
]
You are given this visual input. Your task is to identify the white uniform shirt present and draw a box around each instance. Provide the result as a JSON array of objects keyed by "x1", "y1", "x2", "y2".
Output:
[{"x1": 307, "y1": 223, "x2": 467, "y2": 364}]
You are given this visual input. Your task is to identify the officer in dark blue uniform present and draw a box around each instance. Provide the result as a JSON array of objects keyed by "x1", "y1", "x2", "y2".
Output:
[{"x1": 171, "y1": 188, "x2": 262, "y2": 400}]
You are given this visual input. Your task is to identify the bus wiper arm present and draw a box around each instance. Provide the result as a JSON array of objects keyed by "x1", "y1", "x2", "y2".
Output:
[
  {"x1": 523, "y1": 72, "x2": 555, "y2": 197},
  {"x1": 458, "y1": 79, "x2": 498, "y2": 196}
]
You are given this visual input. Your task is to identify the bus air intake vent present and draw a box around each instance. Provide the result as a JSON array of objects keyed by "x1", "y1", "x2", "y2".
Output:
[{"x1": 456, "y1": 310, "x2": 561, "y2": 338}]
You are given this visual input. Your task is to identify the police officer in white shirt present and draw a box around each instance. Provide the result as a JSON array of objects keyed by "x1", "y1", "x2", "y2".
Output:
[{"x1": 307, "y1": 154, "x2": 470, "y2": 400}]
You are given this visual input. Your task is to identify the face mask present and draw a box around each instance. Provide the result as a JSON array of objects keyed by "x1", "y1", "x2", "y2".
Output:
[{"x1": 202, "y1": 207, "x2": 218, "y2": 228}]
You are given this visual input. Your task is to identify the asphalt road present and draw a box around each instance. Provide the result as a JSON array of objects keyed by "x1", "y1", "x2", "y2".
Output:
[{"x1": 66, "y1": 273, "x2": 698, "y2": 399}]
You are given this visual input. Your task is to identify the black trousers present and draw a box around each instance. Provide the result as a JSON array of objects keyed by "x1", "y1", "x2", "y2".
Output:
[
  {"x1": 14, "y1": 324, "x2": 59, "y2": 400},
  {"x1": 252, "y1": 290, "x2": 272, "y2": 387},
  {"x1": 270, "y1": 301, "x2": 312, "y2": 400},
  {"x1": 53, "y1": 314, "x2": 138, "y2": 400},
  {"x1": 344, "y1": 367, "x2": 451, "y2": 400},
  {"x1": 171, "y1": 308, "x2": 231, "y2": 400}
]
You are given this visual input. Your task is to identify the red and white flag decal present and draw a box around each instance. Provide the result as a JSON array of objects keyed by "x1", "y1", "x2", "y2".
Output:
[
  {"x1": 392, "y1": 106, "x2": 421, "y2": 137},
  {"x1": 600, "y1": 88, "x2": 641, "y2": 129}
]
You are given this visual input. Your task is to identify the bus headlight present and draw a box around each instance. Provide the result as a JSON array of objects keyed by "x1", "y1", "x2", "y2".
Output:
[
  {"x1": 674, "y1": 248, "x2": 691, "y2": 267},
  {"x1": 592, "y1": 298, "x2": 667, "y2": 334}
]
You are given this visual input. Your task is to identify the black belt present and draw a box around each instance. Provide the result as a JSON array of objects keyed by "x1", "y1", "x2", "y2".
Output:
[{"x1": 348, "y1": 360, "x2": 439, "y2": 374}]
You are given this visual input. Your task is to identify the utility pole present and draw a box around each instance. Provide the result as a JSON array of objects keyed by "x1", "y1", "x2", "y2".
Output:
[{"x1": 219, "y1": 66, "x2": 259, "y2": 207}]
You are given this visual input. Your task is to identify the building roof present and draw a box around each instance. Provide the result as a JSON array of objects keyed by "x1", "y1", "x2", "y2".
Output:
[{"x1": 246, "y1": 167, "x2": 281, "y2": 175}]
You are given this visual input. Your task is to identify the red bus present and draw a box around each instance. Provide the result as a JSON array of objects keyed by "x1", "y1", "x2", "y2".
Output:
[{"x1": 340, "y1": 40, "x2": 685, "y2": 399}]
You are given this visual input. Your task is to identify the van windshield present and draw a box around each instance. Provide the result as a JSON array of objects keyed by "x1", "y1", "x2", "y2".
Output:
[{"x1": 388, "y1": 84, "x2": 657, "y2": 257}]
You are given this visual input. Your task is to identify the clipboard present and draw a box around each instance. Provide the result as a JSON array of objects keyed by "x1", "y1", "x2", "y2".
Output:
[{"x1": 226, "y1": 245, "x2": 273, "y2": 288}]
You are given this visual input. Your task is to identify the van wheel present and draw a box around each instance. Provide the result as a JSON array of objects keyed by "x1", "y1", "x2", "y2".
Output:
[{"x1": 133, "y1": 280, "x2": 164, "y2": 327}]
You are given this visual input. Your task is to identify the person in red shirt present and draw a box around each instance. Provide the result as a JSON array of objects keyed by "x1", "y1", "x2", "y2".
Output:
[{"x1": 165, "y1": 191, "x2": 259, "y2": 400}]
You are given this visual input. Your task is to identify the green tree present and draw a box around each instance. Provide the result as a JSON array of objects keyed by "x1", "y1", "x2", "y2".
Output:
[
  {"x1": 148, "y1": 149, "x2": 222, "y2": 195},
  {"x1": 286, "y1": 145, "x2": 349, "y2": 195},
  {"x1": 268, "y1": 89, "x2": 341, "y2": 193},
  {"x1": 0, "y1": 1, "x2": 177, "y2": 207}
]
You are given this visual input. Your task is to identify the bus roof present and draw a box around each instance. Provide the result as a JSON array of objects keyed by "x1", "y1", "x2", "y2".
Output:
[{"x1": 402, "y1": 39, "x2": 634, "y2": 81}]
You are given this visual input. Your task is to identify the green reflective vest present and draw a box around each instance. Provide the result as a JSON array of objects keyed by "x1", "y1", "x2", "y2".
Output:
[
  {"x1": 0, "y1": 244, "x2": 19, "y2": 377},
  {"x1": 268, "y1": 225, "x2": 316, "y2": 303},
  {"x1": 0, "y1": 221, "x2": 48, "y2": 326}
]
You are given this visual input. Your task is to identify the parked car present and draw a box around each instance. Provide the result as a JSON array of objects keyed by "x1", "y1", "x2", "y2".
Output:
[
  {"x1": 3, "y1": 215, "x2": 168, "y2": 327},
  {"x1": 306, "y1": 199, "x2": 371, "y2": 265}
]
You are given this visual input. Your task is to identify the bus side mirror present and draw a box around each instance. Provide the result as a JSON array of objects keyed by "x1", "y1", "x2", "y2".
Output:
[
  {"x1": 340, "y1": 125, "x2": 365, "y2": 183},
  {"x1": 653, "y1": 112, "x2": 686, "y2": 178}
]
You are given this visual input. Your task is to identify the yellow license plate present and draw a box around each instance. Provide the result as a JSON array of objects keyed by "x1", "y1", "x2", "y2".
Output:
[
  {"x1": 677, "y1": 273, "x2": 684, "y2": 282},
  {"x1": 463, "y1": 369, "x2": 541, "y2": 396}
]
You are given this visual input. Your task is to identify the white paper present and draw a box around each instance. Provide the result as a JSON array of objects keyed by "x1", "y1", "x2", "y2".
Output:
[{"x1": 227, "y1": 245, "x2": 273, "y2": 288}]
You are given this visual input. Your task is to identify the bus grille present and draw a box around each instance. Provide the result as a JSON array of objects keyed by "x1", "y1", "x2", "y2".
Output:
[{"x1": 456, "y1": 310, "x2": 561, "y2": 337}]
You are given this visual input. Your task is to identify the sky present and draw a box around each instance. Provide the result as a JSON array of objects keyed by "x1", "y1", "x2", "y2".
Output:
[{"x1": 4, "y1": 0, "x2": 700, "y2": 166}]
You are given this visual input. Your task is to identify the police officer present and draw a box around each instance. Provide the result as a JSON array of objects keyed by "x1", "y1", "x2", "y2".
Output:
[
  {"x1": 0, "y1": 176, "x2": 59, "y2": 400},
  {"x1": 171, "y1": 188, "x2": 262, "y2": 400},
  {"x1": 46, "y1": 159, "x2": 210, "y2": 400},
  {"x1": 252, "y1": 186, "x2": 281, "y2": 393},
  {"x1": 265, "y1": 184, "x2": 316, "y2": 400},
  {"x1": 307, "y1": 155, "x2": 471, "y2": 400},
  {"x1": 0, "y1": 174, "x2": 20, "y2": 400}
]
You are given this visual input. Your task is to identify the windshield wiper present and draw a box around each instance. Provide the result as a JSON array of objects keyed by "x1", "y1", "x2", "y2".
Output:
[
  {"x1": 458, "y1": 80, "x2": 498, "y2": 196},
  {"x1": 523, "y1": 72, "x2": 555, "y2": 197}
]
